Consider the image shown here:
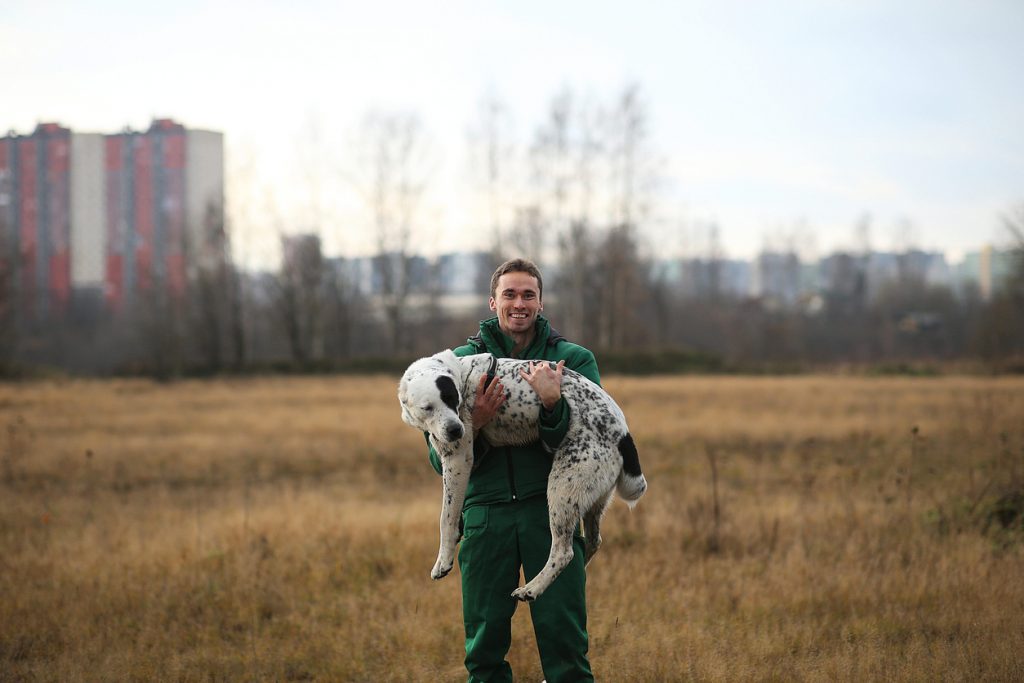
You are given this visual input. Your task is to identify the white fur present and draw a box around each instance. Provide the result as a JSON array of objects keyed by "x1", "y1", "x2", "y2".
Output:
[{"x1": 399, "y1": 350, "x2": 647, "y2": 602}]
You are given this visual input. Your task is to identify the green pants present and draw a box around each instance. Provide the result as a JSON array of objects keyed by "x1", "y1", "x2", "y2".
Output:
[{"x1": 458, "y1": 497, "x2": 593, "y2": 683}]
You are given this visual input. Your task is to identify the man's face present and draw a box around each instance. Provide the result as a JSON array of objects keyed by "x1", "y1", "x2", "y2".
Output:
[{"x1": 489, "y1": 272, "x2": 543, "y2": 336}]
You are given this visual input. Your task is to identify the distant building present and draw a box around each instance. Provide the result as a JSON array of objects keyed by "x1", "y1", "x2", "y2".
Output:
[
  {"x1": 1, "y1": 123, "x2": 78, "y2": 318},
  {"x1": 280, "y1": 233, "x2": 323, "y2": 281},
  {"x1": 850, "y1": 250, "x2": 950, "y2": 302},
  {"x1": 322, "y1": 251, "x2": 493, "y2": 319},
  {"x1": 655, "y1": 257, "x2": 751, "y2": 300},
  {"x1": 104, "y1": 119, "x2": 223, "y2": 309},
  {"x1": 325, "y1": 255, "x2": 371, "y2": 295},
  {"x1": 956, "y1": 246, "x2": 1017, "y2": 300},
  {"x1": 435, "y1": 251, "x2": 492, "y2": 294},
  {"x1": 752, "y1": 250, "x2": 801, "y2": 308},
  {"x1": 0, "y1": 119, "x2": 223, "y2": 317},
  {"x1": 324, "y1": 252, "x2": 434, "y2": 296},
  {"x1": 819, "y1": 252, "x2": 867, "y2": 313}
]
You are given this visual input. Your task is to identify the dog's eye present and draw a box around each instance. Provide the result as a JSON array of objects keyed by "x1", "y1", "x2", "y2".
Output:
[{"x1": 422, "y1": 405, "x2": 434, "y2": 412}]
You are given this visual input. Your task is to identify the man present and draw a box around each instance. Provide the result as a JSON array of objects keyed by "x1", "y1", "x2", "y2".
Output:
[{"x1": 427, "y1": 258, "x2": 598, "y2": 682}]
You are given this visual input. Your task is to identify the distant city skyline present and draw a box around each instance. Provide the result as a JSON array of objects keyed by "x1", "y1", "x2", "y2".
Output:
[
  {"x1": 4, "y1": 0, "x2": 1023, "y2": 266},
  {"x1": 326, "y1": 243, "x2": 1013, "y2": 305}
]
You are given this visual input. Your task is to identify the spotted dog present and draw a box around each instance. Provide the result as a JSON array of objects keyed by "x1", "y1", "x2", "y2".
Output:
[{"x1": 399, "y1": 349, "x2": 647, "y2": 602}]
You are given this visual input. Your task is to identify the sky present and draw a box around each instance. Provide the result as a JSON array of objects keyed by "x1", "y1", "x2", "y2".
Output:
[{"x1": 3, "y1": 0, "x2": 1023, "y2": 267}]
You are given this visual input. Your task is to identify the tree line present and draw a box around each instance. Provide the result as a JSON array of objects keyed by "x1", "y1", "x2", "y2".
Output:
[{"x1": 1, "y1": 85, "x2": 1022, "y2": 376}]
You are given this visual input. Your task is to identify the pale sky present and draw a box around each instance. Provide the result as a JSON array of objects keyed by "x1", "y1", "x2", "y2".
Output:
[{"x1": 4, "y1": 0, "x2": 1023, "y2": 267}]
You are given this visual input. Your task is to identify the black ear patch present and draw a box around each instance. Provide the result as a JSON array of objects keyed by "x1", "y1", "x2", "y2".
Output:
[{"x1": 436, "y1": 375, "x2": 459, "y2": 412}]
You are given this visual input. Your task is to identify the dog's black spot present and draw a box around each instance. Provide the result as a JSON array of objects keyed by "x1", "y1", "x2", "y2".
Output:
[
  {"x1": 436, "y1": 375, "x2": 459, "y2": 412},
  {"x1": 618, "y1": 433, "x2": 642, "y2": 477}
]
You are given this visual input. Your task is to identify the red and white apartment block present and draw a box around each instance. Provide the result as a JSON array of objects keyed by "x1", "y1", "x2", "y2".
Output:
[{"x1": 0, "y1": 119, "x2": 223, "y2": 318}]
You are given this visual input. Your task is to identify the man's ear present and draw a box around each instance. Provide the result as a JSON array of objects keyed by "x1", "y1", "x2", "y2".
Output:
[{"x1": 488, "y1": 296, "x2": 497, "y2": 312}]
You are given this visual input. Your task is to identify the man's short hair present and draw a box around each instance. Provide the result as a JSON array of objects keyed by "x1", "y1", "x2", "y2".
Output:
[{"x1": 490, "y1": 258, "x2": 543, "y2": 300}]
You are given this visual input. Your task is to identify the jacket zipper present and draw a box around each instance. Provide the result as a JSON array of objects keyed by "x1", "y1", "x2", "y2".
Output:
[{"x1": 505, "y1": 447, "x2": 518, "y2": 501}]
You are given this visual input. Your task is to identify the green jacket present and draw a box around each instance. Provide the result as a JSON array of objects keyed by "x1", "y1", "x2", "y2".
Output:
[{"x1": 427, "y1": 316, "x2": 600, "y2": 509}]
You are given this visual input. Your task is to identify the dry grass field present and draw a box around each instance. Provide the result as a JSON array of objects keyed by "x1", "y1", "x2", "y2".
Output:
[{"x1": 1, "y1": 374, "x2": 1023, "y2": 682}]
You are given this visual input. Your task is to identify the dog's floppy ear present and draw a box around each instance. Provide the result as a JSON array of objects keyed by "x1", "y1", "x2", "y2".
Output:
[
  {"x1": 432, "y1": 349, "x2": 464, "y2": 384},
  {"x1": 397, "y1": 376, "x2": 414, "y2": 425}
]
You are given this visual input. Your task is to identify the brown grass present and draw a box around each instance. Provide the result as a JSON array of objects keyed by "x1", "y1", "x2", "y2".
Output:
[{"x1": 1, "y1": 375, "x2": 1023, "y2": 682}]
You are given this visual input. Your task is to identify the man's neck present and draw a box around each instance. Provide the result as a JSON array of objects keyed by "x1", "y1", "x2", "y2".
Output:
[{"x1": 506, "y1": 328, "x2": 536, "y2": 357}]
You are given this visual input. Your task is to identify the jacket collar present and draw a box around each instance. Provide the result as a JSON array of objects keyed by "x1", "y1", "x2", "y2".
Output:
[{"x1": 473, "y1": 315, "x2": 552, "y2": 358}]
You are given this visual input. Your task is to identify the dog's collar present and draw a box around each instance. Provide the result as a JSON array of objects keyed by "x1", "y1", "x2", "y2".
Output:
[{"x1": 483, "y1": 354, "x2": 498, "y2": 390}]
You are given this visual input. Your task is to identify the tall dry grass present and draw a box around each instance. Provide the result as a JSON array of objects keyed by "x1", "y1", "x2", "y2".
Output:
[{"x1": 1, "y1": 375, "x2": 1022, "y2": 681}]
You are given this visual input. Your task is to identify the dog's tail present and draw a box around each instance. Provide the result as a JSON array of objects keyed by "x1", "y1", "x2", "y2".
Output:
[{"x1": 615, "y1": 433, "x2": 647, "y2": 508}]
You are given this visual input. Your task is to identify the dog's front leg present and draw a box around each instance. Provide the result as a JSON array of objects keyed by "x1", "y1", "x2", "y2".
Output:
[{"x1": 431, "y1": 439, "x2": 473, "y2": 580}]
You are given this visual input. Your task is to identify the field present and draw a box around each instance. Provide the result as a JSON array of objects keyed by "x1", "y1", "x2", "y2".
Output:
[{"x1": 1, "y1": 374, "x2": 1023, "y2": 682}]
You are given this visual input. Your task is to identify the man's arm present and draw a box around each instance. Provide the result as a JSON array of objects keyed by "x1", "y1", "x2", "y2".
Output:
[{"x1": 524, "y1": 346, "x2": 600, "y2": 453}]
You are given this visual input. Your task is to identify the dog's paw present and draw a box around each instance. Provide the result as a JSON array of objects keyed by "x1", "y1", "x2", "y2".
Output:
[
  {"x1": 511, "y1": 587, "x2": 537, "y2": 602},
  {"x1": 431, "y1": 558, "x2": 453, "y2": 580}
]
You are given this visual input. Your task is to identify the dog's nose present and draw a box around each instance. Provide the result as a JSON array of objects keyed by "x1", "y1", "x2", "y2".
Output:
[{"x1": 445, "y1": 423, "x2": 464, "y2": 441}]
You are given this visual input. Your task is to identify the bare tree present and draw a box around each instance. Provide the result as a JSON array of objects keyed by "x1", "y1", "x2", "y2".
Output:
[
  {"x1": 188, "y1": 200, "x2": 244, "y2": 372},
  {"x1": 527, "y1": 87, "x2": 576, "y2": 265},
  {"x1": 222, "y1": 141, "x2": 272, "y2": 369},
  {"x1": 594, "y1": 223, "x2": 648, "y2": 348},
  {"x1": 516, "y1": 83, "x2": 663, "y2": 347},
  {"x1": 510, "y1": 206, "x2": 547, "y2": 269},
  {"x1": 274, "y1": 233, "x2": 324, "y2": 365},
  {"x1": 296, "y1": 113, "x2": 328, "y2": 234},
  {"x1": 557, "y1": 219, "x2": 595, "y2": 341},
  {"x1": 854, "y1": 212, "x2": 873, "y2": 257},
  {"x1": 128, "y1": 281, "x2": 186, "y2": 379},
  {"x1": 593, "y1": 83, "x2": 659, "y2": 348},
  {"x1": 528, "y1": 88, "x2": 601, "y2": 339},
  {"x1": 604, "y1": 82, "x2": 652, "y2": 229},
  {"x1": 467, "y1": 91, "x2": 515, "y2": 256},
  {"x1": 224, "y1": 218, "x2": 246, "y2": 369},
  {"x1": 1004, "y1": 204, "x2": 1024, "y2": 265},
  {"x1": 322, "y1": 259, "x2": 359, "y2": 360},
  {"x1": 353, "y1": 111, "x2": 432, "y2": 354},
  {"x1": 976, "y1": 204, "x2": 1024, "y2": 362},
  {"x1": 1003, "y1": 204, "x2": 1024, "y2": 340}
]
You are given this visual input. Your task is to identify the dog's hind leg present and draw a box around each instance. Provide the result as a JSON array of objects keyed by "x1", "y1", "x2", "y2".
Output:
[
  {"x1": 512, "y1": 507, "x2": 577, "y2": 602},
  {"x1": 582, "y1": 490, "x2": 612, "y2": 566},
  {"x1": 511, "y1": 468, "x2": 581, "y2": 602},
  {"x1": 432, "y1": 442, "x2": 473, "y2": 580}
]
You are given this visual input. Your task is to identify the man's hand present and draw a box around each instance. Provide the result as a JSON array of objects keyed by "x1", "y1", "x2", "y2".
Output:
[
  {"x1": 520, "y1": 360, "x2": 565, "y2": 411},
  {"x1": 472, "y1": 373, "x2": 506, "y2": 433}
]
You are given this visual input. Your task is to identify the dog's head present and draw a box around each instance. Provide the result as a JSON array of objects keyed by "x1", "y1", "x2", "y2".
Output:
[{"x1": 398, "y1": 350, "x2": 465, "y2": 444}]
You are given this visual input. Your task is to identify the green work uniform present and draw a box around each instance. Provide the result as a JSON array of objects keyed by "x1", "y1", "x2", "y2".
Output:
[{"x1": 427, "y1": 316, "x2": 598, "y2": 683}]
